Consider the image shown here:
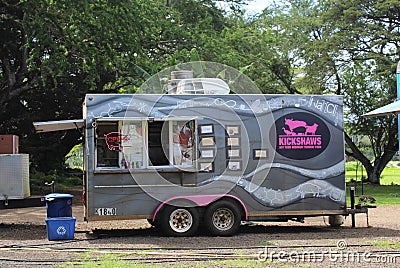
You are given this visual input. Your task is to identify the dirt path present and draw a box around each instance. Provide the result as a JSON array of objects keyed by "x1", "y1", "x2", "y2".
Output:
[{"x1": 0, "y1": 205, "x2": 399, "y2": 267}]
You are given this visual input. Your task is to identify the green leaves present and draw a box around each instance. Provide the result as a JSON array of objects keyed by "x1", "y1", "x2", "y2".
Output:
[{"x1": 2, "y1": 0, "x2": 399, "y2": 177}]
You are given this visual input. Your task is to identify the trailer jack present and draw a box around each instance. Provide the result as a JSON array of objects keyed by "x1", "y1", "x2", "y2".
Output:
[
  {"x1": 346, "y1": 187, "x2": 376, "y2": 228},
  {"x1": 3, "y1": 195, "x2": 8, "y2": 206}
]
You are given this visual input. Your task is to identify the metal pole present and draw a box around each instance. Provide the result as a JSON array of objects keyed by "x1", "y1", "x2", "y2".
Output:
[
  {"x1": 350, "y1": 187, "x2": 356, "y2": 228},
  {"x1": 352, "y1": 136, "x2": 359, "y2": 193},
  {"x1": 355, "y1": 161, "x2": 358, "y2": 186},
  {"x1": 397, "y1": 61, "x2": 400, "y2": 153},
  {"x1": 361, "y1": 164, "x2": 364, "y2": 195}
]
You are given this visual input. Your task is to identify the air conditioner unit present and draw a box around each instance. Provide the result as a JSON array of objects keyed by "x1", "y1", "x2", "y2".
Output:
[
  {"x1": 175, "y1": 78, "x2": 230, "y2": 95},
  {"x1": 0, "y1": 154, "x2": 30, "y2": 200}
]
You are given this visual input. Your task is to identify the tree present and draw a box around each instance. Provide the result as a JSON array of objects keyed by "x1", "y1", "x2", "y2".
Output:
[
  {"x1": 253, "y1": 0, "x2": 400, "y2": 184},
  {"x1": 0, "y1": 0, "x2": 241, "y2": 171},
  {"x1": 315, "y1": 0, "x2": 400, "y2": 184},
  {"x1": 343, "y1": 62, "x2": 398, "y2": 183},
  {"x1": 0, "y1": 0, "x2": 160, "y2": 171}
]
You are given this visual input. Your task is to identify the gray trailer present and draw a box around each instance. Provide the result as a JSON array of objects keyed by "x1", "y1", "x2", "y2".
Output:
[{"x1": 35, "y1": 87, "x2": 361, "y2": 236}]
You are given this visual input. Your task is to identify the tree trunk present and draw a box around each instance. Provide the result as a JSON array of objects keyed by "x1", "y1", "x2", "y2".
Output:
[
  {"x1": 367, "y1": 171, "x2": 380, "y2": 184},
  {"x1": 344, "y1": 132, "x2": 397, "y2": 185}
]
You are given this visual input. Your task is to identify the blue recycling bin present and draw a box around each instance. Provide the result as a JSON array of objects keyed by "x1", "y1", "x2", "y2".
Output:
[
  {"x1": 44, "y1": 193, "x2": 74, "y2": 218},
  {"x1": 46, "y1": 217, "x2": 76, "y2": 240}
]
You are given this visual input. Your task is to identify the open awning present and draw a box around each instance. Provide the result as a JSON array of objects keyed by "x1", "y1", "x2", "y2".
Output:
[
  {"x1": 33, "y1": 119, "x2": 84, "y2": 133},
  {"x1": 363, "y1": 100, "x2": 400, "y2": 117}
]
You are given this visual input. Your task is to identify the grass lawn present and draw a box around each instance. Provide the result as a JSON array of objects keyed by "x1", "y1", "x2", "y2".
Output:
[
  {"x1": 346, "y1": 184, "x2": 400, "y2": 205},
  {"x1": 346, "y1": 161, "x2": 400, "y2": 205},
  {"x1": 346, "y1": 161, "x2": 400, "y2": 185}
]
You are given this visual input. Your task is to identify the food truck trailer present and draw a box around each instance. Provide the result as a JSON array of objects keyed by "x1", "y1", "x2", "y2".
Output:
[{"x1": 34, "y1": 76, "x2": 364, "y2": 236}]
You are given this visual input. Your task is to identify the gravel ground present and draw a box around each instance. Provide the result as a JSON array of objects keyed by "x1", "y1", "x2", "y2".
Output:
[{"x1": 0, "y1": 204, "x2": 399, "y2": 267}]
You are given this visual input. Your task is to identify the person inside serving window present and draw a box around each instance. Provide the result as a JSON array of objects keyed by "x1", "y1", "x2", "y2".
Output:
[{"x1": 173, "y1": 122, "x2": 192, "y2": 165}]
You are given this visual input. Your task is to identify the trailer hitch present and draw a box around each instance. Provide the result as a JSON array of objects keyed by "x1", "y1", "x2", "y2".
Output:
[{"x1": 293, "y1": 217, "x2": 305, "y2": 223}]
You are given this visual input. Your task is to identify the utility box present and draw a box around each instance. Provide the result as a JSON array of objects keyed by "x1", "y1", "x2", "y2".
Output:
[
  {"x1": 0, "y1": 154, "x2": 30, "y2": 200},
  {"x1": 0, "y1": 135, "x2": 19, "y2": 154}
]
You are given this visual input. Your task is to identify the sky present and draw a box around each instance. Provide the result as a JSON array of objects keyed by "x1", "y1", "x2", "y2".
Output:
[
  {"x1": 217, "y1": 0, "x2": 270, "y2": 15},
  {"x1": 245, "y1": 0, "x2": 270, "y2": 14}
]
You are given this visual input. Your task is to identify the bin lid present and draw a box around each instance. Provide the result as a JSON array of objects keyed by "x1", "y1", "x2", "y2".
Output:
[{"x1": 45, "y1": 193, "x2": 74, "y2": 201}]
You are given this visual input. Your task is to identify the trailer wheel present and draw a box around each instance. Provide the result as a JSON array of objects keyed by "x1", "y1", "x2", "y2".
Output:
[
  {"x1": 160, "y1": 206, "x2": 199, "y2": 236},
  {"x1": 147, "y1": 219, "x2": 159, "y2": 228},
  {"x1": 204, "y1": 200, "x2": 241, "y2": 236},
  {"x1": 328, "y1": 215, "x2": 344, "y2": 227}
]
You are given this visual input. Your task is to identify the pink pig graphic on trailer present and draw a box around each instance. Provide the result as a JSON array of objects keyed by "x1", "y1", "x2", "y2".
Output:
[
  {"x1": 283, "y1": 118, "x2": 319, "y2": 136},
  {"x1": 104, "y1": 132, "x2": 130, "y2": 151}
]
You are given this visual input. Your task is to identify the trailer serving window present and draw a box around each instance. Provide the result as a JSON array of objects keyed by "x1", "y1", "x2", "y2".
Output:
[
  {"x1": 120, "y1": 121, "x2": 145, "y2": 168},
  {"x1": 95, "y1": 121, "x2": 120, "y2": 168},
  {"x1": 95, "y1": 118, "x2": 196, "y2": 170}
]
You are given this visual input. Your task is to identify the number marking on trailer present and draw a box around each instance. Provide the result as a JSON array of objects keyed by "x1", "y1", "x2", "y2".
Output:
[{"x1": 95, "y1": 208, "x2": 117, "y2": 216}]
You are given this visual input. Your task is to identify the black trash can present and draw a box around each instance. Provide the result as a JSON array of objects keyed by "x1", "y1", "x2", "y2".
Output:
[{"x1": 44, "y1": 193, "x2": 74, "y2": 218}]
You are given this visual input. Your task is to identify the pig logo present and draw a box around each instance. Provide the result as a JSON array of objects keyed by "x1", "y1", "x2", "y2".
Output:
[
  {"x1": 283, "y1": 119, "x2": 319, "y2": 136},
  {"x1": 104, "y1": 132, "x2": 129, "y2": 151},
  {"x1": 273, "y1": 112, "x2": 330, "y2": 160}
]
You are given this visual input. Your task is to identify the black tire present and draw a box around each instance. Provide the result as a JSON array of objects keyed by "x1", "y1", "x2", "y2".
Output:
[
  {"x1": 328, "y1": 215, "x2": 344, "y2": 227},
  {"x1": 147, "y1": 218, "x2": 159, "y2": 228},
  {"x1": 159, "y1": 206, "x2": 199, "y2": 237},
  {"x1": 204, "y1": 200, "x2": 241, "y2": 236}
]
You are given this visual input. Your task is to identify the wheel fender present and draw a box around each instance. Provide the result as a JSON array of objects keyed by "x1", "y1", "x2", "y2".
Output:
[{"x1": 152, "y1": 194, "x2": 248, "y2": 222}]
